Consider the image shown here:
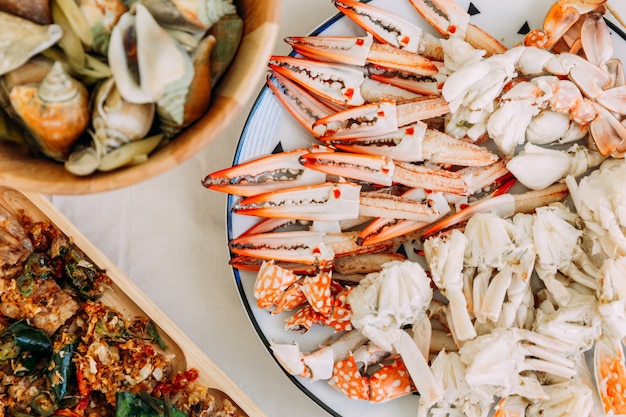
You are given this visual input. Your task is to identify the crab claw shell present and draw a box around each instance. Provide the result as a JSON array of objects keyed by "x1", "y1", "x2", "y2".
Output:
[
  {"x1": 9, "y1": 61, "x2": 90, "y2": 161},
  {"x1": 594, "y1": 336, "x2": 626, "y2": 414},
  {"x1": 0, "y1": 11, "x2": 62, "y2": 77},
  {"x1": 269, "y1": 55, "x2": 366, "y2": 107},
  {"x1": 232, "y1": 182, "x2": 362, "y2": 222},
  {"x1": 229, "y1": 230, "x2": 335, "y2": 266},
  {"x1": 334, "y1": 0, "x2": 423, "y2": 53},
  {"x1": 202, "y1": 147, "x2": 329, "y2": 197}
]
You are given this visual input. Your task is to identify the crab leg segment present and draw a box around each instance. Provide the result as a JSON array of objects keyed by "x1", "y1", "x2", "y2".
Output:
[
  {"x1": 285, "y1": 34, "x2": 439, "y2": 76},
  {"x1": 232, "y1": 182, "x2": 361, "y2": 221},
  {"x1": 313, "y1": 97, "x2": 450, "y2": 139},
  {"x1": 523, "y1": 0, "x2": 607, "y2": 50},
  {"x1": 266, "y1": 74, "x2": 336, "y2": 137},
  {"x1": 333, "y1": 0, "x2": 423, "y2": 52},
  {"x1": 229, "y1": 231, "x2": 334, "y2": 266},
  {"x1": 269, "y1": 55, "x2": 366, "y2": 106},
  {"x1": 202, "y1": 147, "x2": 328, "y2": 197},
  {"x1": 326, "y1": 121, "x2": 499, "y2": 166},
  {"x1": 299, "y1": 151, "x2": 395, "y2": 186},
  {"x1": 594, "y1": 335, "x2": 626, "y2": 414},
  {"x1": 230, "y1": 230, "x2": 399, "y2": 267},
  {"x1": 420, "y1": 183, "x2": 570, "y2": 238},
  {"x1": 408, "y1": 0, "x2": 506, "y2": 55}
]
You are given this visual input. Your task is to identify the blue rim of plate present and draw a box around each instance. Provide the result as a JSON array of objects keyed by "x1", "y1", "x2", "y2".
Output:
[
  {"x1": 226, "y1": 6, "x2": 366, "y2": 416},
  {"x1": 226, "y1": 3, "x2": 626, "y2": 416}
]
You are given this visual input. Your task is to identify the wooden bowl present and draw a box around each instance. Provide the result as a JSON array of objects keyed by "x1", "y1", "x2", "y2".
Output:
[{"x1": 0, "y1": 0, "x2": 281, "y2": 194}]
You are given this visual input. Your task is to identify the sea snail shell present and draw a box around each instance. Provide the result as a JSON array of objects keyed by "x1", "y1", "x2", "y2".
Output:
[{"x1": 9, "y1": 61, "x2": 90, "y2": 161}]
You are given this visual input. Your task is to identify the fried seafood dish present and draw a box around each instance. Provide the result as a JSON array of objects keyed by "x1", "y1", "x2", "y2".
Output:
[
  {"x1": 204, "y1": 0, "x2": 626, "y2": 415},
  {"x1": 0, "y1": 0, "x2": 243, "y2": 176},
  {"x1": 0, "y1": 205, "x2": 241, "y2": 417}
]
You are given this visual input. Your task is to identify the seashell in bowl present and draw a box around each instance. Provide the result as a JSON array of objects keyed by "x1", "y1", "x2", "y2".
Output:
[
  {"x1": 9, "y1": 61, "x2": 90, "y2": 161},
  {"x1": 0, "y1": 11, "x2": 62, "y2": 76},
  {"x1": 0, "y1": 0, "x2": 52, "y2": 24}
]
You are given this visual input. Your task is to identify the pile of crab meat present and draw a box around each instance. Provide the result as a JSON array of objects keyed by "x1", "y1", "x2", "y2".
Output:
[{"x1": 203, "y1": 0, "x2": 626, "y2": 415}]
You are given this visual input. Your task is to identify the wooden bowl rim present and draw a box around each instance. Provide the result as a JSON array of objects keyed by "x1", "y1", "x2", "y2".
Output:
[{"x1": 0, "y1": 0, "x2": 281, "y2": 195}]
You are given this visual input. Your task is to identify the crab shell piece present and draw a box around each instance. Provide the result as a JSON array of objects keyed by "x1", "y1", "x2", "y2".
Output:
[
  {"x1": 232, "y1": 182, "x2": 362, "y2": 222},
  {"x1": 9, "y1": 61, "x2": 90, "y2": 161},
  {"x1": 0, "y1": 10, "x2": 62, "y2": 77}
]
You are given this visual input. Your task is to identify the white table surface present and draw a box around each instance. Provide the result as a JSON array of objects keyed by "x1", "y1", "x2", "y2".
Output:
[{"x1": 51, "y1": 1, "x2": 338, "y2": 416}]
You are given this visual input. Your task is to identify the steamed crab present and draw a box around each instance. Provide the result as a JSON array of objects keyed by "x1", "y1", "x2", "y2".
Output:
[{"x1": 203, "y1": 0, "x2": 626, "y2": 414}]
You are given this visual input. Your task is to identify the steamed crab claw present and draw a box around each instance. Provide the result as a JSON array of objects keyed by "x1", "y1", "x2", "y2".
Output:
[
  {"x1": 229, "y1": 230, "x2": 399, "y2": 267},
  {"x1": 325, "y1": 121, "x2": 499, "y2": 166},
  {"x1": 299, "y1": 150, "x2": 472, "y2": 195},
  {"x1": 408, "y1": 0, "x2": 506, "y2": 55},
  {"x1": 202, "y1": 147, "x2": 329, "y2": 197},
  {"x1": 333, "y1": 0, "x2": 423, "y2": 53},
  {"x1": 269, "y1": 55, "x2": 367, "y2": 107},
  {"x1": 285, "y1": 33, "x2": 439, "y2": 77},
  {"x1": 312, "y1": 97, "x2": 450, "y2": 140},
  {"x1": 232, "y1": 182, "x2": 361, "y2": 221},
  {"x1": 229, "y1": 230, "x2": 334, "y2": 267},
  {"x1": 267, "y1": 73, "x2": 337, "y2": 138},
  {"x1": 523, "y1": 0, "x2": 607, "y2": 50},
  {"x1": 593, "y1": 335, "x2": 626, "y2": 414}
]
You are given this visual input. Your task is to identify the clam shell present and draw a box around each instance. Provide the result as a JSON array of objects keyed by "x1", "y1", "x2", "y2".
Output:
[
  {"x1": 108, "y1": 3, "x2": 194, "y2": 104},
  {"x1": 9, "y1": 62, "x2": 90, "y2": 160},
  {"x1": 0, "y1": 11, "x2": 62, "y2": 77}
]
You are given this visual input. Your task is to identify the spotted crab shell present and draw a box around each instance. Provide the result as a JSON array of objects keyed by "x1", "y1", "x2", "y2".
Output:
[
  {"x1": 0, "y1": 11, "x2": 62, "y2": 77},
  {"x1": 9, "y1": 61, "x2": 90, "y2": 161}
]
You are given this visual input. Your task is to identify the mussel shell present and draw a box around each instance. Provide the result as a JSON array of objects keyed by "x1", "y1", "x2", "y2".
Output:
[{"x1": 0, "y1": 0, "x2": 52, "y2": 25}]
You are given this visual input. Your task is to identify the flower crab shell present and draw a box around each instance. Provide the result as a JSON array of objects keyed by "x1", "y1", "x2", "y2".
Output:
[{"x1": 0, "y1": 10, "x2": 62, "y2": 77}]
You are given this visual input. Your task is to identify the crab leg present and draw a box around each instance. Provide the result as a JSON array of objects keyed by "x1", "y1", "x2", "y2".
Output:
[
  {"x1": 266, "y1": 74, "x2": 337, "y2": 137},
  {"x1": 523, "y1": 0, "x2": 607, "y2": 50},
  {"x1": 594, "y1": 335, "x2": 626, "y2": 414},
  {"x1": 420, "y1": 182, "x2": 570, "y2": 238},
  {"x1": 408, "y1": 0, "x2": 506, "y2": 55},
  {"x1": 324, "y1": 121, "x2": 499, "y2": 166},
  {"x1": 285, "y1": 33, "x2": 439, "y2": 77},
  {"x1": 229, "y1": 230, "x2": 399, "y2": 267},
  {"x1": 312, "y1": 98, "x2": 450, "y2": 140},
  {"x1": 333, "y1": 0, "x2": 423, "y2": 53},
  {"x1": 202, "y1": 146, "x2": 329, "y2": 196}
]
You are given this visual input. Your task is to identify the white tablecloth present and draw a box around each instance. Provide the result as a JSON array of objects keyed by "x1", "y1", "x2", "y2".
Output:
[{"x1": 51, "y1": 1, "x2": 337, "y2": 416}]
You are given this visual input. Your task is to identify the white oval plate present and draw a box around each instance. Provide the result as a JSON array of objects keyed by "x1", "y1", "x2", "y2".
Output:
[{"x1": 227, "y1": 1, "x2": 626, "y2": 416}]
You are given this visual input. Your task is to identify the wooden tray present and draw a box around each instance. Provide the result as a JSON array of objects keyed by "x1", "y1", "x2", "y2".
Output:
[{"x1": 0, "y1": 185, "x2": 267, "y2": 417}]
